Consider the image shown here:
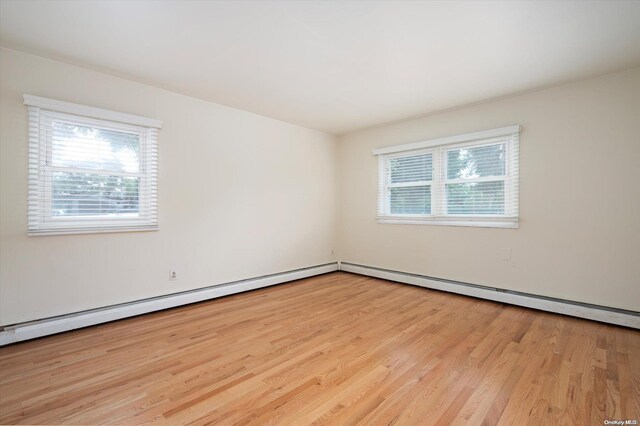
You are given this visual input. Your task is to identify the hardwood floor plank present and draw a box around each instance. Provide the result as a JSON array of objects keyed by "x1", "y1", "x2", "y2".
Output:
[{"x1": 0, "y1": 272, "x2": 637, "y2": 425}]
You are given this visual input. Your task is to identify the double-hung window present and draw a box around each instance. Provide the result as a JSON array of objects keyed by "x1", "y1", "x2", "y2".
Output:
[
  {"x1": 376, "y1": 126, "x2": 520, "y2": 228},
  {"x1": 24, "y1": 95, "x2": 162, "y2": 235}
]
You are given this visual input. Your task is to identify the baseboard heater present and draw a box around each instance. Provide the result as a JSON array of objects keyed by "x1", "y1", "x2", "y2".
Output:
[
  {"x1": 339, "y1": 262, "x2": 639, "y2": 329},
  {"x1": 0, "y1": 262, "x2": 339, "y2": 346},
  {"x1": 1, "y1": 260, "x2": 636, "y2": 346}
]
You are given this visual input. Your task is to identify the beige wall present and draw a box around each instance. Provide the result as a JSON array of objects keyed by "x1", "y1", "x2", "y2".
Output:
[
  {"x1": 0, "y1": 48, "x2": 337, "y2": 325},
  {"x1": 337, "y1": 67, "x2": 640, "y2": 312},
  {"x1": 2, "y1": 47, "x2": 638, "y2": 326}
]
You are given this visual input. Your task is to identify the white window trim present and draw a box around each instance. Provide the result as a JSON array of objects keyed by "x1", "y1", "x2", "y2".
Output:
[
  {"x1": 372, "y1": 125, "x2": 520, "y2": 155},
  {"x1": 23, "y1": 95, "x2": 163, "y2": 128},
  {"x1": 375, "y1": 126, "x2": 520, "y2": 229},
  {"x1": 24, "y1": 95, "x2": 162, "y2": 236}
]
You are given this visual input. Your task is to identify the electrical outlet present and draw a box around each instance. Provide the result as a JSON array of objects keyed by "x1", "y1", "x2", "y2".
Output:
[{"x1": 169, "y1": 270, "x2": 177, "y2": 280}]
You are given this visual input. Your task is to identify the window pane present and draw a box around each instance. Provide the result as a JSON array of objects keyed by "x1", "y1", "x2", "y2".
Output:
[
  {"x1": 51, "y1": 121, "x2": 140, "y2": 173},
  {"x1": 389, "y1": 153, "x2": 432, "y2": 183},
  {"x1": 52, "y1": 172, "x2": 139, "y2": 217},
  {"x1": 390, "y1": 186, "x2": 431, "y2": 215},
  {"x1": 446, "y1": 181, "x2": 504, "y2": 215},
  {"x1": 447, "y1": 143, "x2": 505, "y2": 179}
]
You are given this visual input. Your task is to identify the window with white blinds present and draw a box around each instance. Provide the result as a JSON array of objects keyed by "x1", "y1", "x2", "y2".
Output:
[
  {"x1": 24, "y1": 95, "x2": 162, "y2": 235},
  {"x1": 375, "y1": 126, "x2": 520, "y2": 228}
]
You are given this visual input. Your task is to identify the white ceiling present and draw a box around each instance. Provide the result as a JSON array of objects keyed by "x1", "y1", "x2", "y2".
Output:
[{"x1": 2, "y1": 1, "x2": 640, "y2": 134}]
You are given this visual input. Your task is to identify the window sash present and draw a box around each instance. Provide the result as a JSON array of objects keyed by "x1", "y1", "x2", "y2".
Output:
[
  {"x1": 387, "y1": 181, "x2": 432, "y2": 188},
  {"x1": 442, "y1": 140, "x2": 509, "y2": 217},
  {"x1": 386, "y1": 184, "x2": 432, "y2": 217},
  {"x1": 380, "y1": 149, "x2": 434, "y2": 216},
  {"x1": 40, "y1": 112, "x2": 149, "y2": 225}
]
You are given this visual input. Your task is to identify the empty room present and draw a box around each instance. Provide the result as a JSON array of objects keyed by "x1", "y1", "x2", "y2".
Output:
[{"x1": 0, "y1": 0, "x2": 639, "y2": 424}]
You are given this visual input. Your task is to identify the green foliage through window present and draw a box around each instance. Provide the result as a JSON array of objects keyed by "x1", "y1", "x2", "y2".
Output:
[{"x1": 50, "y1": 120, "x2": 141, "y2": 217}]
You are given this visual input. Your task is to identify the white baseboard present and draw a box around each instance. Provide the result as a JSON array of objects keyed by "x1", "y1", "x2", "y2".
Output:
[
  {"x1": 0, "y1": 263, "x2": 338, "y2": 346},
  {"x1": 2, "y1": 261, "x2": 635, "y2": 346},
  {"x1": 340, "y1": 262, "x2": 639, "y2": 329}
]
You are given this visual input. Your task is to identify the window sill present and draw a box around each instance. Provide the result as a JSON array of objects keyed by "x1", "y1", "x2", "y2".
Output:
[
  {"x1": 376, "y1": 216, "x2": 518, "y2": 229},
  {"x1": 27, "y1": 226, "x2": 159, "y2": 237}
]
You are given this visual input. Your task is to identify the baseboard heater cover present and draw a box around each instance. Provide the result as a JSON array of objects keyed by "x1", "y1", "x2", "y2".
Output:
[
  {"x1": 339, "y1": 262, "x2": 639, "y2": 329},
  {"x1": 0, "y1": 262, "x2": 339, "y2": 346}
]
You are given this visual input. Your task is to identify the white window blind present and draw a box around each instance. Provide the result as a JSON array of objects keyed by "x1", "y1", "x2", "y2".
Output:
[
  {"x1": 375, "y1": 126, "x2": 520, "y2": 228},
  {"x1": 24, "y1": 95, "x2": 162, "y2": 235}
]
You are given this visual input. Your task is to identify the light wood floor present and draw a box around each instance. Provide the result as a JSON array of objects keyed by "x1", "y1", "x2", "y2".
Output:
[{"x1": 0, "y1": 272, "x2": 638, "y2": 425}]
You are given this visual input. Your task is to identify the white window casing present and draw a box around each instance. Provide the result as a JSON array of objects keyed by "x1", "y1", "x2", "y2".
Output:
[
  {"x1": 375, "y1": 125, "x2": 520, "y2": 228},
  {"x1": 24, "y1": 95, "x2": 162, "y2": 236}
]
